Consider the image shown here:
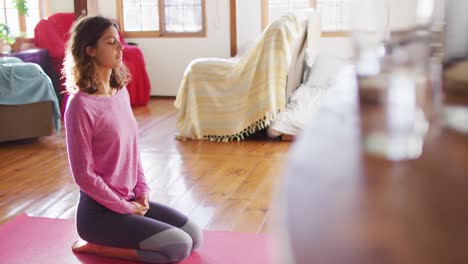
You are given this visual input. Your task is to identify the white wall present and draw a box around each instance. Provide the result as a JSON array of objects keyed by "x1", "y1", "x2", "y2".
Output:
[
  {"x1": 48, "y1": 0, "x2": 73, "y2": 14},
  {"x1": 235, "y1": 2, "x2": 352, "y2": 59},
  {"x1": 236, "y1": 0, "x2": 262, "y2": 55},
  {"x1": 90, "y1": 0, "x2": 231, "y2": 96}
]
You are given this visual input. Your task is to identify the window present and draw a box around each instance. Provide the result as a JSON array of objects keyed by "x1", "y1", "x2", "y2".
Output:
[
  {"x1": 117, "y1": 0, "x2": 206, "y2": 38},
  {"x1": 0, "y1": 0, "x2": 47, "y2": 38},
  {"x1": 316, "y1": 0, "x2": 351, "y2": 32},
  {"x1": 263, "y1": 0, "x2": 351, "y2": 36}
]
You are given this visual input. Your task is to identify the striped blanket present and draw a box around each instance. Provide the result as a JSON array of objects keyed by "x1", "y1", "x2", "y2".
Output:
[{"x1": 174, "y1": 14, "x2": 307, "y2": 141}]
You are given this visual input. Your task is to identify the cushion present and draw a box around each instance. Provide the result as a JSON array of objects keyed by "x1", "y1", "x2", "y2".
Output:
[{"x1": 285, "y1": 9, "x2": 322, "y2": 100}]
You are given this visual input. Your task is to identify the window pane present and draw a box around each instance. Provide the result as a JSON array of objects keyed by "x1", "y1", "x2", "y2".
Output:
[
  {"x1": 0, "y1": 11, "x2": 5, "y2": 24},
  {"x1": 5, "y1": 0, "x2": 14, "y2": 8},
  {"x1": 141, "y1": 0, "x2": 155, "y2": 5},
  {"x1": 124, "y1": 6, "x2": 142, "y2": 31},
  {"x1": 268, "y1": 0, "x2": 351, "y2": 31},
  {"x1": 269, "y1": 0, "x2": 310, "y2": 24},
  {"x1": 123, "y1": 0, "x2": 140, "y2": 6},
  {"x1": 28, "y1": 0, "x2": 39, "y2": 9},
  {"x1": 141, "y1": 5, "x2": 159, "y2": 31},
  {"x1": 341, "y1": 0, "x2": 352, "y2": 30},
  {"x1": 123, "y1": 0, "x2": 159, "y2": 32},
  {"x1": 6, "y1": 8, "x2": 19, "y2": 36},
  {"x1": 317, "y1": 1, "x2": 335, "y2": 31},
  {"x1": 25, "y1": 8, "x2": 40, "y2": 37},
  {"x1": 269, "y1": 2, "x2": 289, "y2": 24},
  {"x1": 165, "y1": 0, "x2": 201, "y2": 4},
  {"x1": 289, "y1": 0, "x2": 309, "y2": 9},
  {"x1": 316, "y1": 0, "x2": 351, "y2": 31},
  {"x1": 164, "y1": 1, "x2": 203, "y2": 33}
]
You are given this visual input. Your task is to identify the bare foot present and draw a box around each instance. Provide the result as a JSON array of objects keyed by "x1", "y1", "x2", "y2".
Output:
[{"x1": 71, "y1": 239, "x2": 101, "y2": 254}]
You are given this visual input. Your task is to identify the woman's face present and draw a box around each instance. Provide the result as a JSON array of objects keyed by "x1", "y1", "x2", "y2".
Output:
[{"x1": 88, "y1": 26, "x2": 124, "y2": 69}]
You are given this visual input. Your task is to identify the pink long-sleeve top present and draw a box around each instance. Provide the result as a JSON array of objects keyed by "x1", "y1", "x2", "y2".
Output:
[{"x1": 65, "y1": 87, "x2": 150, "y2": 214}]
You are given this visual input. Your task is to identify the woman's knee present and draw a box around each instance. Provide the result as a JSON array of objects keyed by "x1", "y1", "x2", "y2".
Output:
[
  {"x1": 179, "y1": 219, "x2": 203, "y2": 250},
  {"x1": 140, "y1": 228, "x2": 193, "y2": 262}
]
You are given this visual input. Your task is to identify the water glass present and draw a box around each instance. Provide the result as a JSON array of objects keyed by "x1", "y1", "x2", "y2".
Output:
[{"x1": 352, "y1": 0, "x2": 435, "y2": 161}]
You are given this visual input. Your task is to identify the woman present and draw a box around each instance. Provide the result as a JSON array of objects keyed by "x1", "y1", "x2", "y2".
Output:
[{"x1": 64, "y1": 16, "x2": 202, "y2": 263}]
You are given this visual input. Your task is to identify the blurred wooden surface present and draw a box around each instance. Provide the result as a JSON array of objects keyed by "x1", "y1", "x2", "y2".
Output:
[
  {"x1": 0, "y1": 98, "x2": 291, "y2": 234},
  {"x1": 282, "y1": 69, "x2": 468, "y2": 264}
]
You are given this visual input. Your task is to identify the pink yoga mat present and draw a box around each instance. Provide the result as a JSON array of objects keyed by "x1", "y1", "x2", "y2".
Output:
[{"x1": 0, "y1": 214, "x2": 271, "y2": 264}]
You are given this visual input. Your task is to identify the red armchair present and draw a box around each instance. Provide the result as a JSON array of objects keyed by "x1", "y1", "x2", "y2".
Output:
[{"x1": 34, "y1": 13, "x2": 151, "y2": 113}]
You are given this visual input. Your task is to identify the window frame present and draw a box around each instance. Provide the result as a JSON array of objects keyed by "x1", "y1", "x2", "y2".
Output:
[
  {"x1": 116, "y1": 0, "x2": 207, "y2": 38},
  {"x1": 0, "y1": 0, "x2": 49, "y2": 41},
  {"x1": 261, "y1": 0, "x2": 349, "y2": 37}
]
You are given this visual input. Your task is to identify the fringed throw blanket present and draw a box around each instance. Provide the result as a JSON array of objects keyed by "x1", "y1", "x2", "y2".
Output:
[{"x1": 174, "y1": 14, "x2": 306, "y2": 141}]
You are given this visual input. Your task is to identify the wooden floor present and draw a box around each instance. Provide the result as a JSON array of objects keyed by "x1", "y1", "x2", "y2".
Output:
[{"x1": 0, "y1": 98, "x2": 291, "y2": 234}]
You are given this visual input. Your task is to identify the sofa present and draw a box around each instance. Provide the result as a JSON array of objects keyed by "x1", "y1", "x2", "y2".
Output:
[{"x1": 0, "y1": 57, "x2": 60, "y2": 142}]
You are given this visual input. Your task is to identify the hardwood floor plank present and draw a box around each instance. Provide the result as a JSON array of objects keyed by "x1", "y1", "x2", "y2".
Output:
[
  {"x1": 206, "y1": 198, "x2": 251, "y2": 231},
  {"x1": 0, "y1": 98, "x2": 292, "y2": 235},
  {"x1": 30, "y1": 189, "x2": 80, "y2": 218},
  {"x1": 231, "y1": 162, "x2": 272, "y2": 200},
  {"x1": 232, "y1": 160, "x2": 282, "y2": 233},
  {"x1": 186, "y1": 158, "x2": 259, "y2": 229}
]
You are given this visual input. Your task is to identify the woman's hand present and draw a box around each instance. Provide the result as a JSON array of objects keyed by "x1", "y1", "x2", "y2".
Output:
[
  {"x1": 135, "y1": 194, "x2": 149, "y2": 209},
  {"x1": 131, "y1": 201, "x2": 148, "y2": 216},
  {"x1": 132, "y1": 194, "x2": 149, "y2": 216}
]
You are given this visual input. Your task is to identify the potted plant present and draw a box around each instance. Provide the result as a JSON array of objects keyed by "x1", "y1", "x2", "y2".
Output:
[
  {"x1": 0, "y1": 23, "x2": 15, "y2": 53},
  {"x1": 10, "y1": 0, "x2": 29, "y2": 52}
]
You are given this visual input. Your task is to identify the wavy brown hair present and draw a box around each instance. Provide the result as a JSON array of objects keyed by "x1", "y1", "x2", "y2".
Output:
[{"x1": 62, "y1": 16, "x2": 130, "y2": 94}]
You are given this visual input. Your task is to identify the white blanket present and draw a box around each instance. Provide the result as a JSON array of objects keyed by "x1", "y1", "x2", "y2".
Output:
[{"x1": 270, "y1": 54, "x2": 351, "y2": 136}]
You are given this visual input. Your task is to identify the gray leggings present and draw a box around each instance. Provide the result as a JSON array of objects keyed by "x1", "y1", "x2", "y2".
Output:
[{"x1": 76, "y1": 191, "x2": 203, "y2": 263}]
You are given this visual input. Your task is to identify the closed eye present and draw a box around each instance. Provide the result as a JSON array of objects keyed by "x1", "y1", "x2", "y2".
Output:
[{"x1": 107, "y1": 37, "x2": 119, "y2": 45}]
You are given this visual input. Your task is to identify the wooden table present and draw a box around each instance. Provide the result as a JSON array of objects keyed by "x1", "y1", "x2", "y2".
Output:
[{"x1": 279, "y1": 67, "x2": 468, "y2": 264}]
